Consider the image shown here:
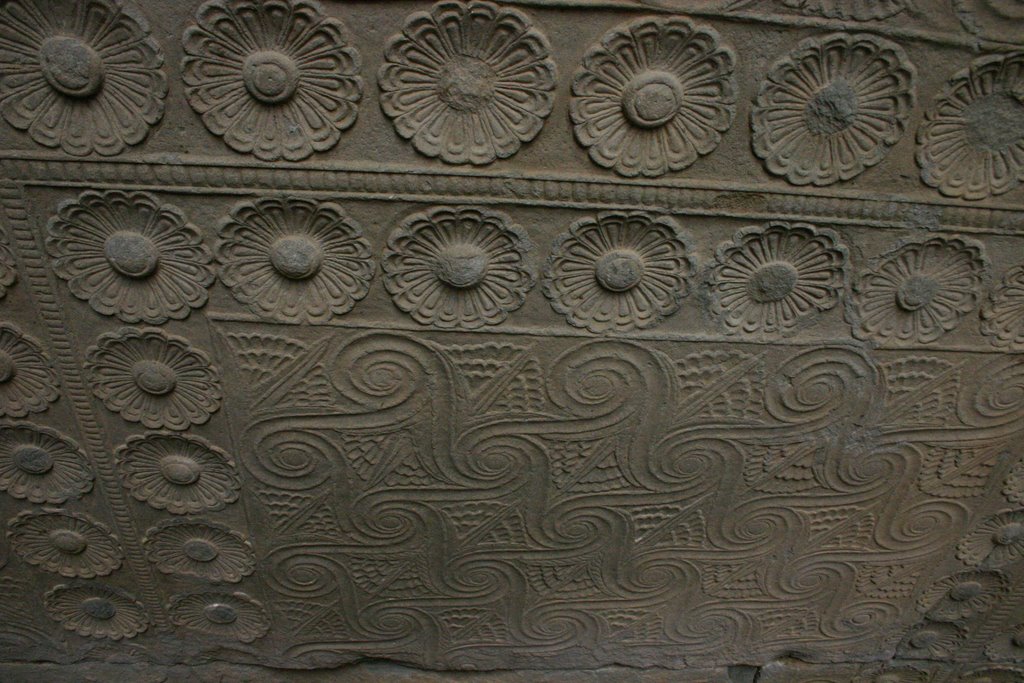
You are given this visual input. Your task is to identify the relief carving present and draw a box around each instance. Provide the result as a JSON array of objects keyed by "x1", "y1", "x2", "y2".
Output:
[
  {"x1": 0, "y1": 423, "x2": 92, "y2": 504},
  {"x1": 384, "y1": 205, "x2": 534, "y2": 328},
  {"x1": 43, "y1": 582, "x2": 148, "y2": 640},
  {"x1": 543, "y1": 211, "x2": 692, "y2": 332},
  {"x1": 115, "y1": 432, "x2": 240, "y2": 514},
  {"x1": 751, "y1": 33, "x2": 914, "y2": 186},
  {"x1": 0, "y1": 0, "x2": 1020, "y2": 679},
  {"x1": 570, "y1": 16, "x2": 736, "y2": 177},
  {"x1": 86, "y1": 327, "x2": 222, "y2": 430},
  {"x1": 708, "y1": 222, "x2": 847, "y2": 335},
  {"x1": 0, "y1": 0, "x2": 166, "y2": 156},
  {"x1": 182, "y1": 0, "x2": 363, "y2": 161},
  {"x1": 46, "y1": 190, "x2": 214, "y2": 324},
  {"x1": 0, "y1": 324, "x2": 58, "y2": 418},
  {"x1": 379, "y1": 1, "x2": 556, "y2": 165},
  {"x1": 218, "y1": 197, "x2": 374, "y2": 324},
  {"x1": 917, "y1": 53, "x2": 1024, "y2": 200}
]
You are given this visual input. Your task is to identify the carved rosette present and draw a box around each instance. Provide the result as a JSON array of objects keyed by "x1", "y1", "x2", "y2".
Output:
[
  {"x1": 852, "y1": 237, "x2": 986, "y2": 344},
  {"x1": 0, "y1": 323, "x2": 59, "y2": 418},
  {"x1": 543, "y1": 212, "x2": 693, "y2": 333},
  {"x1": 7, "y1": 509, "x2": 122, "y2": 578},
  {"x1": 379, "y1": 0, "x2": 556, "y2": 165},
  {"x1": 958, "y1": 510, "x2": 1024, "y2": 569},
  {"x1": 116, "y1": 432, "x2": 240, "y2": 514},
  {"x1": 0, "y1": 0, "x2": 166, "y2": 155},
  {"x1": 47, "y1": 191, "x2": 214, "y2": 324},
  {"x1": 217, "y1": 198, "x2": 375, "y2": 324},
  {"x1": 987, "y1": 625, "x2": 1024, "y2": 661},
  {"x1": 917, "y1": 53, "x2": 1024, "y2": 200},
  {"x1": 752, "y1": 33, "x2": 915, "y2": 186},
  {"x1": 570, "y1": 16, "x2": 735, "y2": 178},
  {"x1": 0, "y1": 423, "x2": 92, "y2": 504},
  {"x1": 897, "y1": 622, "x2": 967, "y2": 659},
  {"x1": 917, "y1": 570, "x2": 1008, "y2": 621},
  {"x1": 44, "y1": 583, "x2": 148, "y2": 640},
  {"x1": 168, "y1": 591, "x2": 270, "y2": 642},
  {"x1": 708, "y1": 223, "x2": 847, "y2": 335},
  {"x1": 86, "y1": 328, "x2": 223, "y2": 430},
  {"x1": 383, "y1": 206, "x2": 534, "y2": 329},
  {"x1": 982, "y1": 264, "x2": 1024, "y2": 350},
  {"x1": 143, "y1": 519, "x2": 255, "y2": 583},
  {"x1": 182, "y1": 0, "x2": 363, "y2": 161}
]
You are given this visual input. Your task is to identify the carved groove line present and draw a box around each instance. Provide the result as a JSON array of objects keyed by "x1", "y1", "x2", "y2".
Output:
[
  {"x1": 0, "y1": 183, "x2": 168, "y2": 629},
  {"x1": 2, "y1": 157, "x2": 1022, "y2": 237}
]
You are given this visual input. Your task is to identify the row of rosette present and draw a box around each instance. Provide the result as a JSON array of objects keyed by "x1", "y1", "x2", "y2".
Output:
[
  {"x1": 0, "y1": 336, "x2": 264, "y2": 642},
  {"x1": 0, "y1": 0, "x2": 1021, "y2": 199},
  {"x1": 35, "y1": 189, "x2": 1024, "y2": 346},
  {"x1": 0, "y1": 319, "x2": 263, "y2": 640}
]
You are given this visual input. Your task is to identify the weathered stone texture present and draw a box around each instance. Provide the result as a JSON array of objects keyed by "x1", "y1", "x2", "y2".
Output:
[{"x1": 0, "y1": 0, "x2": 1021, "y2": 680}]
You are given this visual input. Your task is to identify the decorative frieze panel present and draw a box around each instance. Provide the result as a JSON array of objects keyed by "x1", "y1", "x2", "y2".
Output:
[{"x1": 0, "y1": 0, "x2": 1021, "y2": 679}]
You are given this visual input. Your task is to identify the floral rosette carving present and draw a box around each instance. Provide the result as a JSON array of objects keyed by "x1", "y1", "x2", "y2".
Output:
[
  {"x1": 958, "y1": 510, "x2": 1024, "y2": 569},
  {"x1": 0, "y1": 0, "x2": 166, "y2": 155},
  {"x1": 752, "y1": 33, "x2": 914, "y2": 186},
  {"x1": 116, "y1": 432, "x2": 240, "y2": 514},
  {"x1": 708, "y1": 223, "x2": 847, "y2": 335},
  {"x1": 217, "y1": 198, "x2": 374, "y2": 324},
  {"x1": 379, "y1": 0, "x2": 556, "y2": 165},
  {"x1": 778, "y1": 0, "x2": 907, "y2": 20},
  {"x1": 542, "y1": 212, "x2": 693, "y2": 333},
  {"x1": 46, "y1": 190, "x2": 214, "y2": 324},
  {"x1": 143, "y1": 519, "x2": 254, "y2": 583},
  {"x1": 983, "y1": 264, "x2": 1024, "y2": 350},
  {"x1": 0, "y1": 323, "x2": 59, "y2": 418},
  {"x1": 917, "y1": 53, "x2": 1024, "y2": 200},
  {"x1": 897, "y1": 621, "x2": 965, "y2": 659},
  {"x1": 383, "y1": 206, "x2": 534, "y2": 329},
  {"x1": 570, "y1": 16, "x2": 735, "y2": 178},
  {"x1": 86, "y1": 328, "x2": 222, "y2": 430},
  {"x1": 168, "y1": 591, "x2": 269, "y2": 642},
  {"x1": 7, "y1": 509, "x2": 122, "y2": 578},
  {"x1": 44, "y1": 583, "x2": 148, "y2": 640},
  {"x1": 182, "y1": 0, "x2": 363, "y2": 161},
  {"x1": 0, "y1": 423, "x2": 92, "y2": 504},
  {"x1": 852, "y1": 237, "x2": 986, "y2": 344},
  {"x1": 917, "y1": 570, "x2": 1008, "y2": 621},
  {"x1": 986, "y1": 624, "x2": 1024, "y2": 661}
]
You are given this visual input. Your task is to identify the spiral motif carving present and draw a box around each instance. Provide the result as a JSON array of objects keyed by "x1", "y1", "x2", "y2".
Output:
[
  {"x1": 821, "y1": 599, "x2": 900, "y2": 640},
  {"x1": 331, "y1": 334, "x2": 438, "y2": 411},
  {"x1": 876, "y1": 499, "x2": 969, "y2": 552},
  {"x1": 712, "y1": 500, "x2": 803, "y2": 552},
  {"x1": 766, "y1": 347, "x2": 878, "y2": 424},
  {"x1": 266, "y1": 549, "x2": 341, "y2": 601},
  {"x1": 958, "y1": 357, "x2": 1024, "y2": 428},
  {"x1": 349, "y1": 496, "x2": 427, "y2": 544},
  {"x1": 649, "y1": 434, "x2": 740, "y2": 491},
  {"x1": 548, "y1": 341, "x2": 659, "y2": 418},
  {"x1": 665, "y1": 605, "x2": 754, "y2": 654},
  {"x1": 247, "y1": 428, "x2": 334, "y2": 491},
  {"x1": 454, "y1": 432, "x2": 539, "y2": 488},
  {"x1": 771, "y1": 555, "x2": 853, "y2": 598}
]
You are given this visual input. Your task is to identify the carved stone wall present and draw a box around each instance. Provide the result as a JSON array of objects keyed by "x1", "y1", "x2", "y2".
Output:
[{"x1": 0, "y1": 0, "x2": 1021, "y2": 681}]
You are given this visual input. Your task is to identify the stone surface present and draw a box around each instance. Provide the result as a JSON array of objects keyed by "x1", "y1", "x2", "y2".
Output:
[{"x1": 0, "y1": 0, "x2": 1021, "y2": 680}]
